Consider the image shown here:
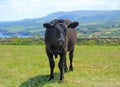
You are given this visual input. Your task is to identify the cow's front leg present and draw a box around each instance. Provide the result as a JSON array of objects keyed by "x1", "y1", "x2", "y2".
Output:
[
  {"x1": 46, "y1": 50, "x2": 55, "y2": 81},
  {"x1": 59, "y1": 51, "x2": 66, "y2": 81},
  {"x1": 64, "y1": 57, "x2": 68, "y2": 72}
]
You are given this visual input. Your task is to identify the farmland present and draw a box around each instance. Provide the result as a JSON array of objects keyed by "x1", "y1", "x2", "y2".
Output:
[{"x1": 0, "y1": 45, "x2": 120, "y2": 87}]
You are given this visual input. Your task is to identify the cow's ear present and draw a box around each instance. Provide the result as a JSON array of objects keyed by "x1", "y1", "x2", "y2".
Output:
[
  {"x1": 68, "y1": 22, "x2": 79, "y2": 28},
  {"x1": 43, "y1": 23, "x2": 53, "y2": 29}
]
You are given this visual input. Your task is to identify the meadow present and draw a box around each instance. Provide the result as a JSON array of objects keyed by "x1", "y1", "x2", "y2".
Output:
[{"x1": 0, "y1": 45, "x2": 120, "y2": 87}]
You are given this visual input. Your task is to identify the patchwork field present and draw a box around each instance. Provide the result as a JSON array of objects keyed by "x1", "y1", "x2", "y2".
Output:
[{"x1": 0, "y1": 45, "x2": 120, "y2": 87}]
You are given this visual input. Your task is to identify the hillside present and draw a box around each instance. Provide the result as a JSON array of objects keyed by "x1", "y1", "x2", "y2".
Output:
[{"x1": 0, "y1": 10, "x2": 120, "y2": 37}]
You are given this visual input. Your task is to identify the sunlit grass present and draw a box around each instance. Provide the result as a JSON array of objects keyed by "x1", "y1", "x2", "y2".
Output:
[{"x1": 0, "y1": 45, "x2": 120, "y2": 87}]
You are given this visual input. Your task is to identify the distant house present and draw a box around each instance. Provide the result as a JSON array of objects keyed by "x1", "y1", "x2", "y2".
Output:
[{"x1": 89, "y1": 32, "x2": 102, "y2": 38}]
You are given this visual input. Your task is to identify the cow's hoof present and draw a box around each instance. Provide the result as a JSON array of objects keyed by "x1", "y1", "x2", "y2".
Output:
[
  {"x1": 69, "y1": 66, "x2": 73, "y2": 71},
  {"x1": 59, "y1": 76, "x2": 64, "y2": 81},
  {"x1": 48, "y1": 76, "x2": 54, "y2": 81},
  {"x1": 64, "y1": 67, "x2": 68, "y2": 72}
]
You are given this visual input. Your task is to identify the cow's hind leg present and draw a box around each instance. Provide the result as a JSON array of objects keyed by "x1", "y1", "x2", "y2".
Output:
[
  {"x1": 69, "y1": 49, "x2": 74, "y2": 71},
  {"x1": 46, "y1": 50, "x2": 55, "y2": 81}
]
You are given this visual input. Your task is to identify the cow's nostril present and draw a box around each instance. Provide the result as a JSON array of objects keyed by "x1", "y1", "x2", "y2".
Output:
[{"x1": 57, "y1": 39, "x2": 64, "y2": 45}]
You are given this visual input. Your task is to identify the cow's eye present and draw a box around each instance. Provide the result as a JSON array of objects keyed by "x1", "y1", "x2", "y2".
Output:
[{"x1": 64, "y1": 29, "x2": 67, "y2": 35}]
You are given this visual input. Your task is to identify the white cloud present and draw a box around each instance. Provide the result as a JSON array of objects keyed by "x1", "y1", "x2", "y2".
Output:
[
  {"x1": 0, "y1": 3, "x2": 6, "y2": 8},
  {"x1": 0, "y1": 4, "x2": 3, "y2": 8}
]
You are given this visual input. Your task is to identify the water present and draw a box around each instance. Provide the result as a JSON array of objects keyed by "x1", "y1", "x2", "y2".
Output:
[
  {"x1": 0, "y1": 35, "x2": 32, "y2": 38},
  {"x1": 0, "y1": 35, "x2": 11, "y2": 38}
]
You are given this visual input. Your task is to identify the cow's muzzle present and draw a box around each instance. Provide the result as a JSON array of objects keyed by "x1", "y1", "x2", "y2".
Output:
[{"x1": 57, "y1": 39, "x2": 64, "y2": 46}]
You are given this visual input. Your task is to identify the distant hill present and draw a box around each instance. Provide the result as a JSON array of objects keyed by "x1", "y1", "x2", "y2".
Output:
[
  {"x1": 43, "y1": 10, "x2": 120, "y2": 22},
  {"x1": 0, "y1": 10, "x2": 120, "y2": 37}
]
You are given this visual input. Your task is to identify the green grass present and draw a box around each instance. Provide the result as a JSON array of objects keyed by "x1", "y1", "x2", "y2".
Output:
[
  {"x1": 5, "y1": 26, "x2": 25, "y2": 32},
  {"x1": 0, "y1": 45, "x2": 120, "y2": 87}
]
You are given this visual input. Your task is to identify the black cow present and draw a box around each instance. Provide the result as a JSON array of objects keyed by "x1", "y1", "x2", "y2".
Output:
[{"x1": 43, "y1": 19, "x2": 79, "y2": 81}]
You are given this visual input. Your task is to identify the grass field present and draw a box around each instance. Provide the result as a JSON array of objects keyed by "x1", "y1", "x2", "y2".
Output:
[{"x1": 0, "y1": 45, "x2": 120, "y2": 87}]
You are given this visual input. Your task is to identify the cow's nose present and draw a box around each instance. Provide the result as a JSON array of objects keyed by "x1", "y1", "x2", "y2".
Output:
[{"x1": 57, "y1": 39, "x2": 64, "y2": 46}]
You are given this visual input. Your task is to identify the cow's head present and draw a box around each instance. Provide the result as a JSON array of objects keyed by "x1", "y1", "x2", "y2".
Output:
[{"x1": 43, "y1": 19, "x2": 79, "y2": 51}]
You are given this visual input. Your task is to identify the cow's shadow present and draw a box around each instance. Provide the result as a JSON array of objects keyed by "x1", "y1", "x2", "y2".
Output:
[{"x1": 19, "y1": 73, "x2": 60, "y2": 87}]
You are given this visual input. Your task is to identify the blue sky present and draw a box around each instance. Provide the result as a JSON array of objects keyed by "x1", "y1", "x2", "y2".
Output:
[{"x1": 0, "y1": 0, "x2": 120, "y2": 21}]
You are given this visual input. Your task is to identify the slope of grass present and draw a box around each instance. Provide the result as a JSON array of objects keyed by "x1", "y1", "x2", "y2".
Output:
[{"x1": 0, "y1": 45, "x2": 120, "y2": 87}]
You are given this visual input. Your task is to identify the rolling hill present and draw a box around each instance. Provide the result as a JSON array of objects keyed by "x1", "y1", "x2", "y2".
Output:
[{"x1": 0, "y1": 10, "x2": 120, "y2": 37}]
